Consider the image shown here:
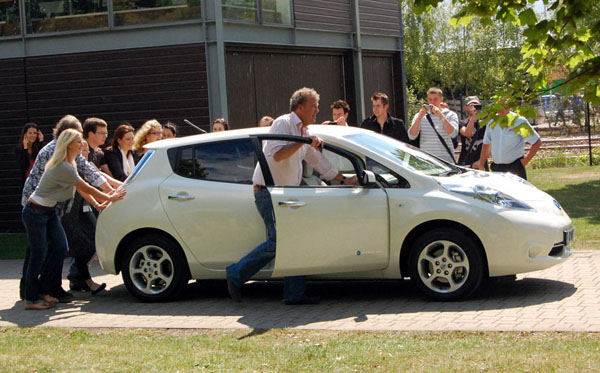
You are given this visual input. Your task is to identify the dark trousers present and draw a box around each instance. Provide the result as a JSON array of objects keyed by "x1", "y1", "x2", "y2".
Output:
[
  {"x1": 490, "y1": 157, "x2": 527, "y2": 180},
  {"x1": 67, "y1": 208, "x2": 97, "y2": 284}
]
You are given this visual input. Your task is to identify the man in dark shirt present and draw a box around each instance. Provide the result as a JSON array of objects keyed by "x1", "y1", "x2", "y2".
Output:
[
  {"x1": 457, "y1": 96, "x2": 487, "y2": 169},
  {"x1": 360, "y1": 92, "x2": 409, "y2": 144},
  {"x1": 82, "y1": 117, "x2": 109, "y2": 168}
]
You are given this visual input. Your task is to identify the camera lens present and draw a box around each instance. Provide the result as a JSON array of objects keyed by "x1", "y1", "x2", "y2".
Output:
[{"x1": 474, "y1": 104, "x2": 482, "y2": 110}]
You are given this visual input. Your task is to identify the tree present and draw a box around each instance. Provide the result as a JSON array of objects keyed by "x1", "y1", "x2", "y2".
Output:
[
  {"x1": 403, "y1": 1, "x2": 522, "y2": 104},
  {"x1": 410, "y1": 0, "x2": 600, "y2": 131}
]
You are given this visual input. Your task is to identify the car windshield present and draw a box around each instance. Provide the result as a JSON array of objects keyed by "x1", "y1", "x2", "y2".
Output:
[{"x1": 344, "y1": 133, "x2": 455, "y2": 176}]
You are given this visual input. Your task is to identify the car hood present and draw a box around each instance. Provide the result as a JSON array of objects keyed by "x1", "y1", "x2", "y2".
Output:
[{"x1": 438, "y1": 170, "x2": 568, "y2": 217}]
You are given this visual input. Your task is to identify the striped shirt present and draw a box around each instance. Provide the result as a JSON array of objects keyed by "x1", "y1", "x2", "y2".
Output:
[{"x1": 408, "y1": 109, "x2": 459, "y2": 163}]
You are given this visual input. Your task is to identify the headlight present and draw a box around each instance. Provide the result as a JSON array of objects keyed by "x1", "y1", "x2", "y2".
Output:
[{"x1": 441, "y1": 184, "x2": 535, "y2": 211}]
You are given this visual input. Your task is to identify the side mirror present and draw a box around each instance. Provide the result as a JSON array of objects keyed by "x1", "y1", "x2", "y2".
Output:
[{"x1": 360, "y1": 170, "x2": 377, "y2": 186}]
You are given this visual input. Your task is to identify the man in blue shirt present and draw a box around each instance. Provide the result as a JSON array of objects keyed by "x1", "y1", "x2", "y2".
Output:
[{"x1": 478, "y1": 103, "x2": 542, "y2": 180}]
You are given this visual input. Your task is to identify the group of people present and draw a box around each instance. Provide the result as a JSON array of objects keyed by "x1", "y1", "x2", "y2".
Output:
[
  {"x1": 16, "y1": 86, "x2": 542, "y2": 309},
  {"x1": 18, "y1": 115, "x2": 127, "y2": 310},
  {"x1": 406, "y1": 87, "x2": 541, "y2": 180},
  {"x1": 226, "y1": 86, "x2": 543, "y2": 305},
  {"x1": 16, "y1": 116, "x2": 188, "y2": 310},
  {"x1": 16, "y1": 113, "x2": 257, "y2": 310},
  {"x1": 313, "y1": 88, "x2": 541, "y2": 181}
]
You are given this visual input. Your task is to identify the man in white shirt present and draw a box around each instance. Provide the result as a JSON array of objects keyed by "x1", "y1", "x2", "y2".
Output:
[
  {"x1": 226, "y1": 88, "x2": 356, "y2": 305},
  {"x1": 408, "y1": 87, "x2": 459, "y2": 163},
  {"x1": 478, "y1": 102, "x2": 542, "y2": 180}
]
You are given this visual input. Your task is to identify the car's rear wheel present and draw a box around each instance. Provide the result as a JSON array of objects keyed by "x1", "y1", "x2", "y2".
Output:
[
  {"x1": 122, "y1": 234, "x2": 189, "y2": 302},
  {"x1": 409, "y1": 228, "x2": 484, "y2": 301}
]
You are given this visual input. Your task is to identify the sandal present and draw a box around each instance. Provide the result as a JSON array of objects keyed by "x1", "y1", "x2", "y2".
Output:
[
  {"x1": 25, "y1": 300, "x2": 54, "y2": 310},
  {"x1": 40, "y1": 294, "x2": 59, "y2": 304}
]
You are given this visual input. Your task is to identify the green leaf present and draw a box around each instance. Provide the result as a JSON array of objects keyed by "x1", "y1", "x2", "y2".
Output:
[
  {"x1": 526, "y1": 64, "x2": 543, "y2": 76},
  {"x1": 513, "y1": 122, "x2": 535, "y2": 138},
  {"x1": 518, "y1": 8, "x2": 537, "y2": 26},
  {"x1": 575, "y1": 28, "x2": 592, "y2": 42},
  {"x1": 566, "y1": 54, "x2": 584, "y2": 69}
]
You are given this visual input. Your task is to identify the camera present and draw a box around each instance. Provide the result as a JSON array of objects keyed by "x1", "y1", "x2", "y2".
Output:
[
  {"x1": 424, "y1": 104, "x2": 433, "y2": 111},
  {"x1": 473, "y1": 104, "x2": 482, "y2": 110}
]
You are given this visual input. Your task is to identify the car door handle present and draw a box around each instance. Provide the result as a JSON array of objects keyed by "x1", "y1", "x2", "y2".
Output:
[
  {"x1": 168, "y1": 194, "x2": 195, "y2": 201},
  {"x1": 278, "y1": 201, "x2": 307, "y2": 207}
]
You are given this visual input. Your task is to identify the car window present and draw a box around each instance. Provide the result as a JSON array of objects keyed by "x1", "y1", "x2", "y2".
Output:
[
  {"x1": 301, "y1": 148, "x2": 358, "y2": 187},
  {"x1": 366, "y1": 157, "x2": 410, "y2": 188},
  {"x1": 174, "y1": 140, "x2": 256, "y2": 184}
]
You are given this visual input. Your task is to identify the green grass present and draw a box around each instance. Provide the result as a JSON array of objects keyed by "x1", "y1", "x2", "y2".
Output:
[
  {"x1": 0, "y1": 328, "x2": 598, "y2": 372},
  {"x1": 529, "y1": 165, "x2": 600, "y2": 250},
  {"x1": 0, "y1": 233, "x2": 27, "y2": 260}
]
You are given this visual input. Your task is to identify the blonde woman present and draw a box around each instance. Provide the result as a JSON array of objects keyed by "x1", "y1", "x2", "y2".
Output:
[
  {"x1": 22, "y1": 129, "x2": 126, "y2": 310},
  {"x1": 133, "y1": 119, "x2": 162, "y2": 156}
]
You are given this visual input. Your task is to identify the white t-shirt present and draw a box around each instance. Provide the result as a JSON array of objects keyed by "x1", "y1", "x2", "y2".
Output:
[
  {"x1": 483, "y1": 113, "x2": 540, "y2": 164},
  {"x1": 252, "y1": 112, "x2": 338, "y2": 186}
]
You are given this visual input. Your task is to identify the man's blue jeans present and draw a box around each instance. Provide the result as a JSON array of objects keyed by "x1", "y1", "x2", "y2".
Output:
[
  {"x1": 21, "y1": 204, "x2": 67, "y2": 302},
  {"x1": 226, "y1": 187, "x2": 305, "y2": 302}
]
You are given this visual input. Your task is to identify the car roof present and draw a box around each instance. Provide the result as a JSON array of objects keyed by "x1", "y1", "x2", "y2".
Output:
[{"x1": 144, "y1": 124, "x2": 367, "y2": 150}]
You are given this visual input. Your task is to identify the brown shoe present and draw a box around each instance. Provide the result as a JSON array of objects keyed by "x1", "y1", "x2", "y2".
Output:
[{"x1": 25, "y1": 300, "x2": 54, "y2": 310}]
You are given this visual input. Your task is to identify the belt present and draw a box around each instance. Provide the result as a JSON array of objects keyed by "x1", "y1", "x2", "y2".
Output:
[
  {"x1": 26, "y1": 200, "x2": 56, "y2": 212},
  {"x1": 253, "y1": 185, "x2": 267, "y2": 194}
]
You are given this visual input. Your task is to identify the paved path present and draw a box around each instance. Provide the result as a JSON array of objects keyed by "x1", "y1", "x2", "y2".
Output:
[{"x1": 1, "y1": 251, "x2": 598, "y2": 331}]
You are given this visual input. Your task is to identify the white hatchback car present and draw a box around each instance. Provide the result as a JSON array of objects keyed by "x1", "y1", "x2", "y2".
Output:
[{"x1": 96, "y1": 125, "x2": 573, "y2": 302}]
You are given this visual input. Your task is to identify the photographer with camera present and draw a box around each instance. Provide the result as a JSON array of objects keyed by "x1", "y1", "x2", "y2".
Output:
[
  {"x1": 457, "y1": 96, "x2": 488, "y2": 169},
  {"x1": 408, "y1": 87, "x2": 459, "y2": 163}
]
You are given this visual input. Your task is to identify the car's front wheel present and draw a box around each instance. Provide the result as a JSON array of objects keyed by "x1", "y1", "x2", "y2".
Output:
[
  {"x1": 409, "y1": 228, "x2": 484, "y2": 301},
  {"x1": 121, "y1": 234, "x2": 189, "y2": 302}
]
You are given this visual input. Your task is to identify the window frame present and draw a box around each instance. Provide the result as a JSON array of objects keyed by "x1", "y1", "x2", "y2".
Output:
[
  {"x1": 1, "y1": 0, "x2": 204, "y2": 38},
  {"x1": 222, "y1": 0, "x2": 294, "y2": 27},
  {"x1": 169, "y1": 138, "x2": 257, "y2": 185}
]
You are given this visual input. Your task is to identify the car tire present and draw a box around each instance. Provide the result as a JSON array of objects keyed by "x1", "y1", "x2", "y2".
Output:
[
  {"x1": 121, "y1": 234, "x2": 189, "y2": 302},
  {"x1": 409, "y1": 228, "x2": 484, "y2": 301}
]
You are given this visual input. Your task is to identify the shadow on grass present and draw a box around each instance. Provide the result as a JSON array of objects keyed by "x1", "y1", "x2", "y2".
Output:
[{"x1": 545, "y1": 179, "x2": 600, "y2": 224}]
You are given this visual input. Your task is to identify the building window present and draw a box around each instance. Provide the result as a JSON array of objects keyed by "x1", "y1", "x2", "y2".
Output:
[
  {"x1": 113, "y1": 0, "x2": 201, "y2": 27},
  {"x1": 25, "y1": 0, "x2": 108, "y2": 34},
  {"x1": 222, "y1": 0, "x2": 291, "y2": 25},
  {"x1": 222, "y1": 0, "x2": 255, "y2": 22},
  {"x1": 0, "y1": 0, "x2": 20, "y2": 36},
  {"x1": 261, "y1": 0, "x2": 289, "y2": 24}
]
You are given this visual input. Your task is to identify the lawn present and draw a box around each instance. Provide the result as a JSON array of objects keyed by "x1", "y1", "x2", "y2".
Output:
[
  {"x1": 0, "y1": 328, "x2": 598, "y2": 372},
  {"x1": 1, "y1": 165, "x2": 598, "y2": 259}
]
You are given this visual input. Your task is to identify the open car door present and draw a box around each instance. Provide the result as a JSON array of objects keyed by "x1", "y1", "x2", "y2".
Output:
[{"x1": 252, "y1": 135, "x2": 390, "y2": 277}]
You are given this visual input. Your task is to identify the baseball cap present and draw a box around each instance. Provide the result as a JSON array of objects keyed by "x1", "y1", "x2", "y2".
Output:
[{"x1": 465, "y1": 96, "x2": 481, "y2": 105}]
